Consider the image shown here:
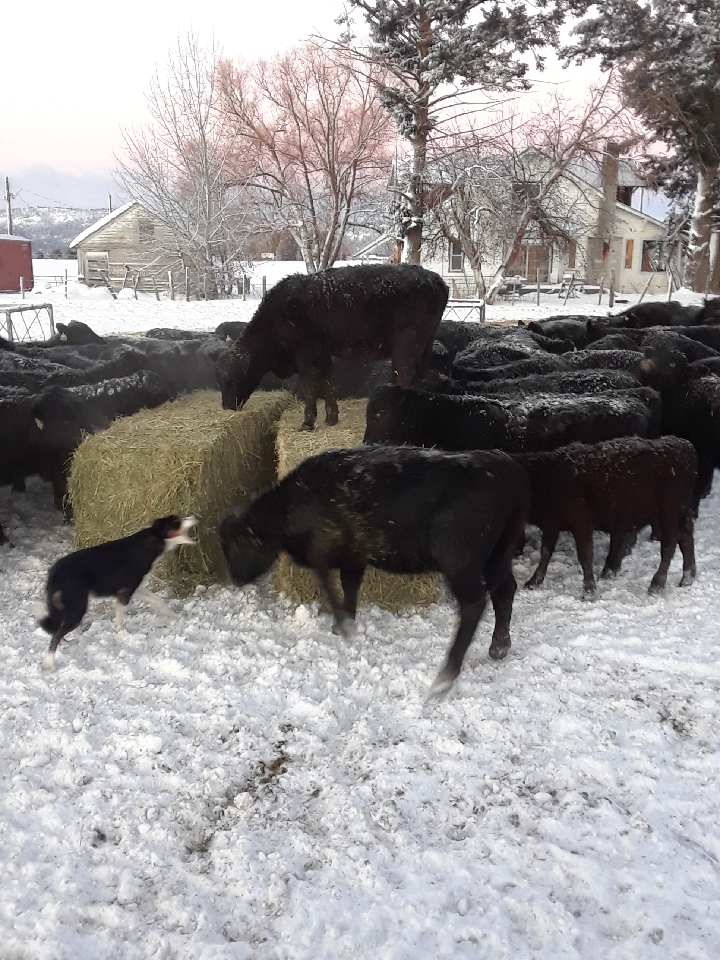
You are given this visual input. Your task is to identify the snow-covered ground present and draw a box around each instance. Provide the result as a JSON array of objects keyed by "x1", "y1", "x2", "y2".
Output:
[{"x1": 1, "y1": 278, "x2": 720, "y2": 959}]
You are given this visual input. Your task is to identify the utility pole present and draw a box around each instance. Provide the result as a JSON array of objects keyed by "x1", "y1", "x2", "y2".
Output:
[{"x1": 4, "y1": 177, "x2": 13, "y2": 235}]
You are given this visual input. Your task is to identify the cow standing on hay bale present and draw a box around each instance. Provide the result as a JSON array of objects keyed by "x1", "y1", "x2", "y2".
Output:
[
  {"x1": 216, "y1": 264, "x2": 449, "y2": 431},
  {"x1": 219, "y1": 445, "x2": 530, "y2": 697}
]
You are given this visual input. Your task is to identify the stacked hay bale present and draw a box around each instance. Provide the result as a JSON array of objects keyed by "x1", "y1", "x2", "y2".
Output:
[
  {"x1": 274, "y1": 398, "x2": 440, "y2": 611},
  {"x1": 69, "y1": 390, "x2": 292, "y2": 596}
]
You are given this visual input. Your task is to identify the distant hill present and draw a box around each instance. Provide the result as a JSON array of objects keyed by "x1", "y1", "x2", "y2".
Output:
[{"x1": 8, "y1": 207, "x2": 105, "y2": 258}]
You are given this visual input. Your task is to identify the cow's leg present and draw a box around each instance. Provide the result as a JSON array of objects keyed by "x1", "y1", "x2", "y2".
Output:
[
  {"x1": 429, "y1": 568, "x2": 488, "y2": 698},
  {"x1": 317, "y1": 354, "x2": 339, "y2": 426},
  {"x1": 574, "y1": 524, "x2": 596, "y2": 596},
  {"x1": 649, "y1": 520, "x2": 679, "y2": 594},
  {"x1": 601, "y1": 530, "x2": 636, "y2": 579},
  {"x1": 314, "y1": 567, "x2": 351, "y2": 636},
  {"x1": 524, "y1": 530, "x2": 558, "y2": 588},
  {"x1": 678, "y1": 511, "x2": 696, "y2": 587},
  {"x1": 487, "y1": 566, "x2": 517, "y2": 661},
  {"x1": 339, "y1": 567, "x2": 364, "y2": 623},
  {"x1": 296, "y1": 366, "x2": 319, "y2": 431}
]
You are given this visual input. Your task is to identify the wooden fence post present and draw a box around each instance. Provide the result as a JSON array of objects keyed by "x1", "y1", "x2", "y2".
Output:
[
  {"x1": 19, "y1": 277, "x2": 24, "y2": 299},
  {"x1": 536, "y1": 268, "x2": 541, "y2": 306},
  {"x1": 185, "y1": 266, "x2": 190, "y2": 302},
  {"x1": 168, "y1": 270, "x2": 174, "y2": 301},
  {"x1": 597, "y1": 276, "x2": 605, "y2": 305},
  {"x1": 609, "y1": 268, "x2": 615, "y2": 309},
  {"x1": 262, "y1": 275, "x2": 267, "y2": 297},
  {"x1": 563, "y1": 275, "x2": 576, "y2": 305},
  {"x1": 64, "y1": 269, "x2": 68, "y2": 299},
  {"x1": 152, "y1": 277, "x2": 160, "y2": 301},
  {"x1": 132, "y1": 272, "x2": 140, "y2": 300},
  {"x1": 638, "y1": 274, "x2": 654, "y2": 304}
]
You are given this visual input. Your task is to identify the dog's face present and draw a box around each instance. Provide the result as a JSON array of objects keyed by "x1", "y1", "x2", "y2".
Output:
[{"x1": 151, "y1": 515, "x2": 198, "y2": 551}]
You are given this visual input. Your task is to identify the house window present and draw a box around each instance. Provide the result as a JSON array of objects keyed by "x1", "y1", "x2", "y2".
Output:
[
  {"x1": 625, "y1": 239, "x2": 634, "y2": 269},
  {"x1": 449, "y1": 240, "x2": 464, "y2": 272},
  {"x1": 138, "y1": 219, "x2": 155, "y2": 244},
  {"x1": 641, "y1": 239, "x2": 667, "y2": 272},
  {"x1": 617, "y1": 185, "x2": 633, "y2": 206}
]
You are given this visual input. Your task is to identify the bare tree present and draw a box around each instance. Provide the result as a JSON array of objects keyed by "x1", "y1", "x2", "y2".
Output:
[
  {"x1": 333, "y1": 0, "x2": 562, "y2": 264},
  {"x1": 424, "y1": 78, "x2": 640, "y2": 301},
  {"x1": 219, "y1": 43, "x2": 392, "y2": 273},
  {"x1": 117, "y1": 36, "x2": 252, "y2": 299}
]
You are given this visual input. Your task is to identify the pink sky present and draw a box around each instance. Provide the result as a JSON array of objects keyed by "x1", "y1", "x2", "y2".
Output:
[
  {"x1": 2, "y1": 2, "x2": 603, "y2": 182},
  {"x1": 1, "y1": 0, "x2": 343, "y2": 175}
]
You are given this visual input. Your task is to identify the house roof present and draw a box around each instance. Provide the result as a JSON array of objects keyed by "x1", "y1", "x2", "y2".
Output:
[{"x1": 69, "y1": 200, "x2": 139, "y2": 249}]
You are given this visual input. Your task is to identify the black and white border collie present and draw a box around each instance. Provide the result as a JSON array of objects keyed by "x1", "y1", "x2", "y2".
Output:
[{"x1": 39, "y1": 515, "x2": 196, "y2": 671}]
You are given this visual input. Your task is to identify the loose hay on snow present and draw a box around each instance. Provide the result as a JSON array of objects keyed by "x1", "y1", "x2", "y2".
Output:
[
  {"x1": 274, "y1": 399, "x2": 440, "y2": 611},
  {"x1": 69, "y1": 390, "x2": 292, "y2": 596}
]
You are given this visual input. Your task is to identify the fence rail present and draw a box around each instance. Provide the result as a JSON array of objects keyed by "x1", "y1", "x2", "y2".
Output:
[{"x1": 1, "y1": 302, "x2": 55, "y2": 342}]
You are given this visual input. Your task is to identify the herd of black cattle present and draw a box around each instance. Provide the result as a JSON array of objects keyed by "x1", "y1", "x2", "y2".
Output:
[{"x1": 4, "y1": 262, "x2": 720, "y2": 692}]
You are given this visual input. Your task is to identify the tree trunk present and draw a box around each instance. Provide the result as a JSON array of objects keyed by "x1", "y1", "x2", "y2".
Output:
[
  {"x1": 685, "y1": 163, "x2": 717, "y2": 292},
  {"x1": 402, "y1": 151, "x2": 426, "y2": 265},
  {"x1": 709, "y1": 227, "x2": 720, "y2": 295},
  {"x1": 485, "y1": 206, "x2": 535, "y2": 303}
]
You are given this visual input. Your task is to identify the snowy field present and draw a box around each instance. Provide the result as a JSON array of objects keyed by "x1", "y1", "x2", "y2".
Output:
[{"x1": 1, "y1": 276, "x2": 720, "y2": 958}]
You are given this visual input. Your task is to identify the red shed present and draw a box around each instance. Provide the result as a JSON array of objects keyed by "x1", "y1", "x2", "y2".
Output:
[{"x1": 0, "y1": 236, "x2": 33, "y2": 293}]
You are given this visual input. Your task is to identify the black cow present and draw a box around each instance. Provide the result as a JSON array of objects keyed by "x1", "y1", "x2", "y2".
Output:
[
  {"x1": 525, "y1": 317, "x2": 591, "y2": 349},
  {"x1": 608, "y1": 297, "x2": 720, "y2": 329},
  {"x1": 215, "y1": 321, "x2": 248, "y2": 343},
  {"x1": 517, "y1": 437, "x2": 697, "y2": 596},
  {"x1": 216, "y1": 264, "x2": 449, "y2": 430},
  {"x1": 639, "y1": 335, "x2": 720, "y2": 507},
  {"x1": 219, "y1": 445, "x2": 530, "y2": 696},
  {"x1": 26, "y1": 373, "x2": 171, "y2": 510},
  {"x1": 363, "y1": 385, "x2": 661, "y2": 452},
  {"x1": 433, "y1": 369, "x2": 639, "y2": 397},
  {"x1": 563, "y1": 349, "x2": 643, "y2": 373},
  {"x1": 451, "y1": 354, "x2": 567, "y2": 382}
]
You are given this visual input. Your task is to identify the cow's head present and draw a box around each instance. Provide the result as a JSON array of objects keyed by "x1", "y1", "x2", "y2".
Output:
[{"x1": 218, "y1": 514, "x2": 279, "y2": 586}]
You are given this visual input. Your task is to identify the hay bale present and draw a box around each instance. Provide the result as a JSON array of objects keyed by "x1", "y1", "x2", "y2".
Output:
[
  {"x1": 274, "y1": 399, "x2": 440, "y2": 611},
  {"x1": 68, "y1": 390, "x2": 292, "y2": 596}
]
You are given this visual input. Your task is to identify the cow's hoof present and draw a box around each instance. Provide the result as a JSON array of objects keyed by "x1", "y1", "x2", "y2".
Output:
[
  {"x1": 648, "y1": 579, "x2": 665, "y2": 595},
  {"x1": 299, "y1": 422, "x2": 315, "y2": 433},
  {"x1": 428, "y1": 666, "x2": 457, "y2": 699},
  {"x1": 524, "y1": 577, "x2": 541, "y2": 590},
  {"x1": 679, "y1": 569, "x2": 696, "y2": 588},
  {"x1": 332, "y1": 617, "x2": 356, "y2": 638},
  {"x1": 325, "y1": 413, "x2": 339, "y2": 427},
  {"x1": 489, "y1": 643, "x2": 510, "y2": 661}
]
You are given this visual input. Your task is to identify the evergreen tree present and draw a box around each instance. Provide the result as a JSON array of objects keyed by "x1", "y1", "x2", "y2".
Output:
[
  {"x1": 337, "y1": 1, "x2": 561, "y2": 262},
  {"x1": 564, "y1": 0, "x2": 720, "y2": 292}
]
